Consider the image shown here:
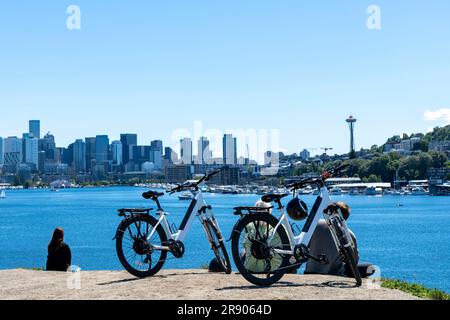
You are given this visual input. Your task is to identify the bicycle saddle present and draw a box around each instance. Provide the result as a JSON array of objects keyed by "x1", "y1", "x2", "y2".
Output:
[
  {"x1": 261, "y1": 193, "x2": 288, "y2": 203},
  {"x1": 142, "y1": 190, "x2": 165, "y2": 200}
]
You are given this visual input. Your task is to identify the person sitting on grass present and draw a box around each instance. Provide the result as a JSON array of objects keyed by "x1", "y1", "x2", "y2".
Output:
[
  {"x1": 305, "y1": 202, "x2": 360, "y2": 277},
  {"x1": 46, "y1": 227, "x2": 72, "y2": 272}
]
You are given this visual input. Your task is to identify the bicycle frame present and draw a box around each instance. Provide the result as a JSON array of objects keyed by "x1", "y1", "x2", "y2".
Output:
[
  {"x1": 146, "y1": 189, "x2": 214, "y2": 251},
  {"x1": 269, "y1": 186, "x2": 335, "y2": 256}
]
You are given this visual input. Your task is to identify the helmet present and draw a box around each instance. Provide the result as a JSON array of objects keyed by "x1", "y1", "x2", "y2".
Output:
[{"x1": 286, "y1": 197, "x2": 308, "y2": 221}]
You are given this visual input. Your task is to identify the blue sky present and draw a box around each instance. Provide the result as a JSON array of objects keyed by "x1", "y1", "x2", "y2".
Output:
[{"x1": 0, "y1": 1, "x2": 449, "y2": 158}]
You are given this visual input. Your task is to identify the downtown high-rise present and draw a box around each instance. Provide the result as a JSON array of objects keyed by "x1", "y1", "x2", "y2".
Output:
[{"x1": 223, "y1": 134, "x2": 237, "y2": 165}]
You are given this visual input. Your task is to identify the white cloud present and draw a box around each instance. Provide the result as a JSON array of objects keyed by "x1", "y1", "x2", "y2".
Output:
[{"x1": 424, "y1": 108, "x2": 450, "y2": 124}]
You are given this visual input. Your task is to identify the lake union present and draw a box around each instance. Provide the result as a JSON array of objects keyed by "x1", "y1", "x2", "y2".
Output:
[{"x1": 0, "y1": 187, "x2": 448, "y2": 292}]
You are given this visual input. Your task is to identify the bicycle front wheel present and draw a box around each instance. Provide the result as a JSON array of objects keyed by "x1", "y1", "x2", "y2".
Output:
[
  {"x1": 231, "y1": 214, "x2": 291, "y2": 287},
  {"x1": 331, "y1": 219, "x2": 362, "y2": 286},
  {"x1": 204, "y1": 219, "x2": 232, "y2": 274}
]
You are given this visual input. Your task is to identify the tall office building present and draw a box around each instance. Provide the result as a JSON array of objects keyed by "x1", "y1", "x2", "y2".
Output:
[
  {"x1": 120, "y1": 134, "x2": 137, "y2": 165},
  {"x1": 150, "y1": 140, "x2": 163, "y2": 170},
  {"x1": 29, "y1": 120, "x2": 41, "y2": 139},
  {"x1": 39, "y1": 132, "x2": 56, "y2": 161},
  {"x1": 73, "y1": 139, "x2": 86, "y2": 173},
  {"x1": 4, "y1": 137, "x2": 22, "y2": 171},
  {"x1": 164, "y1": 147, "x2": 178, "y2": 164},
  {"x1": 22, "y1": 133, "x2": 39, "y2": 167},
  {"x1": 223, "y1": 134, "x2": 237, "y2": 165},
  {"x1": 198, "y1": 137, "x2": 212, "y2": 165},
  {"x1": 111, "y1": 141, "x2": 123, "y2": 165},
  {"x1": 132, "y1": 145, "x2": 151, "y2": 169},
  {"x1": 0, "y1": 137, "x2": 4, "y2": 165},
  {"x1": 180, "y1": 138, "x2": 193, "y2": 165},
  {"x1": 95, "y1": 135, "x2": 110, "y2": 162},
  {"x1": 85, "y1": 137, "x2": 96, "y2": 172}
]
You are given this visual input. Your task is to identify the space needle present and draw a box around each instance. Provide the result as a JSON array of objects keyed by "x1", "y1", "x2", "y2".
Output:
[{"x1": 346, "y1": 115, "x2": 357, "y2": 157}]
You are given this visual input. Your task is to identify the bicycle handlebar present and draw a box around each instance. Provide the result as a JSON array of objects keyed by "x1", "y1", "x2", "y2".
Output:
[
  {"x1": 286, "y1": 163, "x2": 350, "y2": 191},
  {"x1": 168, "y1": 170, "x2": 221, "y2": 194}
]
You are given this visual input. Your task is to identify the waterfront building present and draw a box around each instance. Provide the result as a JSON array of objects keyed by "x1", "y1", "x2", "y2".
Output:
[
  {"x1": 223, "y1": 134, "x2": 237, "y2": 165},
  {"x1": 120, "y1": 134, "x2": 138, "y2": 165},
  {"x1": 111, "y1": 141, "x2": 123, "y2": 166},
  {"x1": 180, "y1": 138, "x2": 193, "y2": 165},
  {"x1": 209, "y1": 166, "x2": 240, "y2": 185},
  {"x1": 95, "y1": 135, "x2": 109, "y2": 162},
  {"x1": 165, "y1": 164, "x2": 192, "y2": 183},
  {"x1": 29, "y1": 120, "x2": 41, "y2": 139}
]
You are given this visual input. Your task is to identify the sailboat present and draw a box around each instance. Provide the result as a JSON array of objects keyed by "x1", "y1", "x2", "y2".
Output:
[{"x1": 0, "y1": 190, "x2": 6, "y2": 199}]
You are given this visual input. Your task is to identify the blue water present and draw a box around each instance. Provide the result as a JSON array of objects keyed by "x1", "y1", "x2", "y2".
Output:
[{"x1": 0, "y1": 187, "x2": 449, "y2": 293}]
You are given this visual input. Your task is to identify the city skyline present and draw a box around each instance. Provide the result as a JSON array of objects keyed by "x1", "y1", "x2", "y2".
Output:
[{"x1": 0, "y1": 2, "x2": 449, "y2": 157}]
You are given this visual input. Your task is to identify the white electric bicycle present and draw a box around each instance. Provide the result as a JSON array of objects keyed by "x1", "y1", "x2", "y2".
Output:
[
  {"x1": 231, "y1": 164, "x2": 362, "y2": 287},
  {"x1": 115, "y1": 170, "x2": 232, "y2": 278}
]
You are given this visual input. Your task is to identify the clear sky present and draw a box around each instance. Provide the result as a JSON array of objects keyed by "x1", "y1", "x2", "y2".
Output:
[{"x1": 0, "y1": 1, "x2": 449, "y2": 160}]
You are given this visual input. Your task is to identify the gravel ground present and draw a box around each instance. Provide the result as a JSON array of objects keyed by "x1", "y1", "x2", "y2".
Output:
[{"x1": 0, "y1": 269, "x2": 420, "y2": 300}]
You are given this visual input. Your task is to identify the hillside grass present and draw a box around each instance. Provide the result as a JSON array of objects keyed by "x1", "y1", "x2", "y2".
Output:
[{"x1": 382, "y1": 279, "x2": 450, "y2": 300}]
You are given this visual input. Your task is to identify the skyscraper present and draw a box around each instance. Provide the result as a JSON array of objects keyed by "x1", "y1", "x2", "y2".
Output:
[
  {"x1": 150, "y1": 140, "x2": 163, "y2": 169},
  {"x1": 111, "y1": 141, "x2": 123, "y2": 165},
  {"x1": 198, "y1": 137, "x2": 212, "y2": 165},
  {"x1": 39, "y1": 132, "x2": 56, "y2": 161},
  {"x1": 22, "y1": 133, "x2": 39, "y2": 168},
  {"x1": 120, "y1": 134, "x2": 137, "y2": 165},
  {"x1": 73, "y1": 139, "x2": 86, "y2": 173},
  {"x1": 132, "y1": 145, "x2": 151, "y2": 169},
  {"x1": 164, "y1": 147, "x2": 177, "y2": 164},
  {"x1": 85, "y1": 137, "x2": 96, "y2": 172},
  {"x1": 29, "y1": 120, "x2": 41, "y2": 139},
  {"x1": 180, "y1": 138, "x2": 193, "y2": 165},
  {"x1": 223, "y1": 134, "x2": 237, "y2": 165},
  {"x1": 4, "y1": 137, "x2": 22, "y2": 171},
  {"x1": 95, "y1": 135, "x2": 110, "y2": 162}
]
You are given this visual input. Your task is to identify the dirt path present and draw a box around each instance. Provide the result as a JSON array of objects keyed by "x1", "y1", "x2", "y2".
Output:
[{"x1": 0, "y1": 269, "x2": 419, "y2": 300}]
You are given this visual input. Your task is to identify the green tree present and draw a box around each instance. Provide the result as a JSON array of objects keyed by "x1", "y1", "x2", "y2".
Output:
[{"x1": 429, "y1": 151, "x2": 448, "y2": 168}]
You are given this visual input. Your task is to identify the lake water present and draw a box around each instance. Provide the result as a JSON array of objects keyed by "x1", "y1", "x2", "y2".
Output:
[{"x1": 0, "y1": 187, "x2": 449, "y2": 293}]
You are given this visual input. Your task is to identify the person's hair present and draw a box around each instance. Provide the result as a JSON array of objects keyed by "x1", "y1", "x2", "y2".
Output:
[
  {"x1": 48, "y1": 228, "x2": 64, "y2": 253},
  {"x1": 336, "y1": 202, "x2": 351, "y2": 220}
]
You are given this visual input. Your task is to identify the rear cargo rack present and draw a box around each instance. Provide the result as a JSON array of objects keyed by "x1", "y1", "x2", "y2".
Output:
[{"x1": 233, "y1": 206, "x2": 273, "y2": 216}]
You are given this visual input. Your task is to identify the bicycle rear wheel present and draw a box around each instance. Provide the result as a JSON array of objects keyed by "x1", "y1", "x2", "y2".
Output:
[
  {"x1": 231, "y1": 214, "x2": 291, "y2": 287},
  {"x1": 116, "y1": 215, "x2": 168, "y2": 278},
  {"x1": 204, "y1": 219, "x2": 232, "y2": 274}
]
